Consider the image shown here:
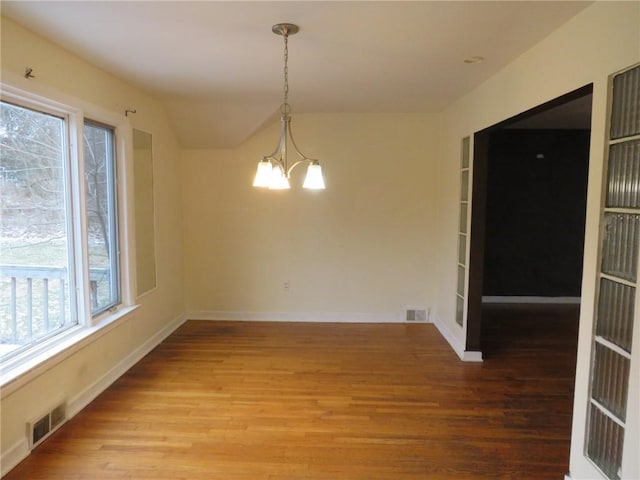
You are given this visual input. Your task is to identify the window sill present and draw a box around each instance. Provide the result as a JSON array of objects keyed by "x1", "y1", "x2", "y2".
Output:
[{"x1": 0, "y1": 305, "x2": 139, "y2": 397}]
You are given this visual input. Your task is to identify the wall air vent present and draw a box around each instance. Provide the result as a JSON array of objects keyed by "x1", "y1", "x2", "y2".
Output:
[
  {"x1": 406, "y1": 308, "x2": 428, "y2": 322},
  {"x1": 31, "y1": 415, "x2": 50, "y2": 447},
  {"x1": 28, "y1": 402, "x2": 67, "y2": 449}
]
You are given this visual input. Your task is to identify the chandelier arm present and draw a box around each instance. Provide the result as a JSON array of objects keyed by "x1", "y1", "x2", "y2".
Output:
[
  {"x1": 264, "y1": 155, "x2": 285, "y2": 170},
  {"x1": 286, "y1": 159, "x2": 312, "y2": 177},
  {"x1": 263, "y1": 114, "x2": 289, "y2": 166},
  {"x1": 287, "y1": 120, "x2": 317, "y2": 163}
]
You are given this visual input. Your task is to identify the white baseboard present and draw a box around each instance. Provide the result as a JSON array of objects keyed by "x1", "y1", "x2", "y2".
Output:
[
  {"x1": 0, "y1": 439, "x2": 29, "y2": 478},
  {"x1": 482, "y1": 296, "x2": 581, "y2": 304},
  {"x1": 1, "y1": 313, "x2": 187, "y2": 478},
  {"x1": 185, "y1": 310, "x2": 409, "y2": 323},
  {"x1": 68, "y1": 313, "x2": 187, "y2": 417},
  {"x1": 430, "y1": 314, "x2": 483, "y2": 362},
  {"x1": 461, "y1": 350, "x2": 483, "y2": 362}
]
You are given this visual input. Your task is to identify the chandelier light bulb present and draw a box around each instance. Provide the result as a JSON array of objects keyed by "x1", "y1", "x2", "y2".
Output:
[
  {"x1": 303, "y1": 162, "x2": 325, "y2": 190},
  {"x1": 253, "y1": 160, "x2": 272, "y2": 187},
  {"x1": 268, "y1": 165, "x2": 291, "y2": 190}
]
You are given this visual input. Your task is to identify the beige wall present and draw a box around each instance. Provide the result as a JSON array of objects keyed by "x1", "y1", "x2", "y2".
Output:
[
  {"x1": 438, "y1": 2, "x2": 639, "y2": 478},
  {"x1": 0, "y1": 16, "x2": 185, "y2": 470},
  {"x1": 182, "y1": 113, "x2": 441, "y2": 320}
]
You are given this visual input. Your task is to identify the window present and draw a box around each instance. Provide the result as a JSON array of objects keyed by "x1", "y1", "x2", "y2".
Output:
[
  {"x1": 586, "y1": 63, "x2": 639, "y2": 480},
  {"x1": 455, "y1": 136, "x2": 471, "y2": 326},
  {"x1": 84, "y1": 121, "x2": 120, "y2": 314},
  {"x1": 0, "y1": 88, "x2": 126, "y2": 366},
  {"x1": 0, "y1": 101, "x2": 75, "y2": 359}
]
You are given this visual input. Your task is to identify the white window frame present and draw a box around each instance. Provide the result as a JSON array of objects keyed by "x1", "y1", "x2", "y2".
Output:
[
  {"x1": 0, "y1": 82, "x2": 137, "y2": 392},
  {"x1": 455, "y1": 136, "x2": 472, "y2": 329},
  {"x1": 83, "y1": 119, "x2": 122, "y2": 316},
  {"x1": 584, "y1": 63, "x2": 640, "y2": 480}
]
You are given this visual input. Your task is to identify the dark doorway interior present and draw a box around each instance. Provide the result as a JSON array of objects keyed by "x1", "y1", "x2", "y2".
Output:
[{"x1": 483, "y1": 128, "x2": 590, "y2": 298}]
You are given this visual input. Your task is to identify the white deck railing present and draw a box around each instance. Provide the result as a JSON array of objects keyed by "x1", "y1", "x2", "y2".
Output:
[{"x1": 0, "y1": 265, "x2": 107, "y2": 345}]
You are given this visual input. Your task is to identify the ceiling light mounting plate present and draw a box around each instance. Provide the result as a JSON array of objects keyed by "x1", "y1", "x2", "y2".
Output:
[{"x1": 272, "y1": 23, "x2": 299, "y2": 37}]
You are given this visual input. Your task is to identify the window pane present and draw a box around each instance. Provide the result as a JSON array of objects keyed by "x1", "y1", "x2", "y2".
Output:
[
  {"x1": 461, "y1": 170, "x2": 469, "y2": 202},
  {"x1": 461, "y1": 136, "x2": 470, "y2": 169},
  {"x1": 601, "y1": 213, "x2": 640, "y2": 282},
  {"x1": 457, "y1": 265, "x2": 465, "y2": 296},
  {"x1": 610, "y1": 64, "x2": 640, "y2": 140},
  {"x1": 455, "y1": 295, "x2": 464, "y2": 326},
  {"x1": 84, "y1": 122, "x2": 119, "y2": 314},
  {"x1": 587, "y1": 405, "x2": 624, "y2": 480},
  {"x1": 458, "y1": 234, "x2": 466, "y2": 266},
  {"x1": 606, "y1": 140, "x2": 640, "y2": 208},
  {"x1": 0, "y1": 101, "x2": 73, "y2": 359},
  {"x1": 596, "y1": 278, "x2": 635, "y2": 352},
  {"x1": 591, "y1": 343, "x2": 630, "y2": 422},
  {"x1": 459, "y1": 202, "x2": 468, "y2": 234}
]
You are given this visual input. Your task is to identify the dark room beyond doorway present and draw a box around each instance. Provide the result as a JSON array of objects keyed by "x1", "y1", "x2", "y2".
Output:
[{"x1": 482, "y1": 128, "x2": 590, "y2": 300}]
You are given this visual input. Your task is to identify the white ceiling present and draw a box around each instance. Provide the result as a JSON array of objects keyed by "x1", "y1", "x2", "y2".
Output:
[{"x1": 2, "y1": 1, "x2": 593, "y2": 148}]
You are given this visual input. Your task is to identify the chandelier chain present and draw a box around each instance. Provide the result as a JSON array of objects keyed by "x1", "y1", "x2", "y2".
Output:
[{"x1": 283, "y1": 33, "x2": 289, "y2": 106}]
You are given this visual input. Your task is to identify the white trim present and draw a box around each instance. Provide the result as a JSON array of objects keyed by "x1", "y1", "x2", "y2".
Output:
[
  {"x1": 594, "y1": 336, "x2": 632, "y2": 360},
  {"x1": 461, "y1": 350, "x2": 483, "y2": 362},
  {"x1": 603, "y1": 206, "x2": 640, "y2": 215},
  {"x1": 430, "y1": 314, "x2": 483, "y2": 362},
  {"x1": 67, "y1": 313, "x2": 186, "y2": 417},
  {"x1": 589, "y1": 398, "x2": 626, "y2": 428},
  {"x1": 600, "y1": 273, "x2": 637, "y2": 288},
  {"x1": 0, "y1": 438, "x2": 29, "y2": 478},
  {"x1": 609, "y1": 132, "x2": 640, "y2": 145},
  {"x1": 115, "y1": 121, "x2": 136, "y2": 309},
  {"x1": 0, "y1": 313, "x2": 187, "y2": 478},
  {"x1": 185, "y1": 310, "x2": 407, "y2": 323},
  {"x1": 482, "y1": 296, "x2": 581, "y2": 304},
  {"x1": 1, "y1": 306, "x2": 139, "y2": 394},
  {"x1": 430, "y1": 313, "x2": 464, "y2": 355}
]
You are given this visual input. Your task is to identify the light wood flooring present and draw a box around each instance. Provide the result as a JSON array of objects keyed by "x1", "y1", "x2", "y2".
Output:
[{"x1": 4, "y1": 305, "x2": 579, "y2": 479}]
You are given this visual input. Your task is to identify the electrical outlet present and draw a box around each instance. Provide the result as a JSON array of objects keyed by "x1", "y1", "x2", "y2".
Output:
[{"x1": 283, "y1": 281, "x2": 290, "y2": 292}]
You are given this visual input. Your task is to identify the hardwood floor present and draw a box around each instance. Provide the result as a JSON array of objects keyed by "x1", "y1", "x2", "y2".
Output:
[{"x1": 5, "y1": 307, "x2": 579, "y2": 480}]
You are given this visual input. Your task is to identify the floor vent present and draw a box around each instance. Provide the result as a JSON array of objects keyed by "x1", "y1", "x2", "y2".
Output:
[
  {"x1": 28, "y1": 402, "x2": 67, "y2": 449},
  {"x1": 406, "y1": 308, "x2": 428, "y2": 322}
]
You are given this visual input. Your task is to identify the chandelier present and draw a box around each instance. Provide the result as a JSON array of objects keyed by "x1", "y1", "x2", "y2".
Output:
[{"x1": 253, "y1": 23, "x2": 325, "y2": 190}]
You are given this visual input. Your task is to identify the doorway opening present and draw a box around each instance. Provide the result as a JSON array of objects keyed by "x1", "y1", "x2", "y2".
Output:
[{"x1": 466, "y1": 84, "x2": 593, "y2": 354}]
